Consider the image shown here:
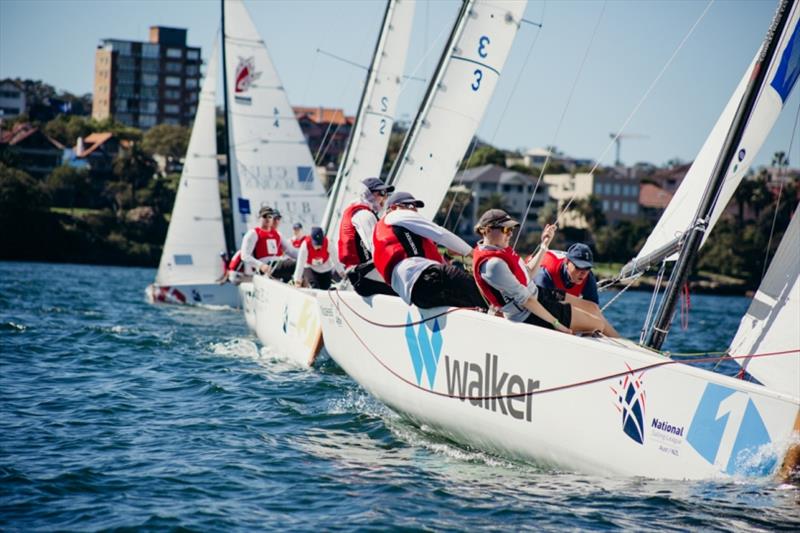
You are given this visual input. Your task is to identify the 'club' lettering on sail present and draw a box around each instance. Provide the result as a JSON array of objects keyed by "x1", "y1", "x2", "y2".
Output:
[{"x1": 444, "y1": 353, "x2": 539, "y2": 422}]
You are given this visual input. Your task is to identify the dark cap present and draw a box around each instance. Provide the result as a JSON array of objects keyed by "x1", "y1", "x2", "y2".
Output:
[
  {"x1": 271, "y1": 208, "x2": 282, "y2": 219},
  {"x1": 362, "y1": 177, "x2": 395, "y2": 194},
  {"x1": 292, "y1": 222, "x2": 303, "y2": 230},
  {"x1": 567, "y1": 243, "x2": 593, "y2": 269},
  {"x1": 475, "y1": 209, "x2": 520, "y2": 233},
  {"x1": 386, "y1": 191, "x2": 424, "y2": 209},
  {"x1": 310, "y1": 226, "x2": 324, "y2": 246},
  {"x1": 258, "y1": 206, "x2": 274, "y2": 218}
]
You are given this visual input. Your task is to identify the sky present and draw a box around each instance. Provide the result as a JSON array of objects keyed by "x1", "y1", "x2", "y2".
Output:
[{"x1": 1, "y1": 0, "x2": 797, "y2": 168}]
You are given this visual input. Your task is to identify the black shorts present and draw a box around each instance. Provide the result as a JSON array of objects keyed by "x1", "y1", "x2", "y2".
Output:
[{"x1": 524, "y1": 290, "x2": 572, "y2": 330}]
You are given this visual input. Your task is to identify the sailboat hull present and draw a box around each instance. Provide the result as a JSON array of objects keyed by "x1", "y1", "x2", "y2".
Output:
[
  {"x1": 146, "y1": 282, "x2": 241, "y2": 308},
  {"x1": 318, "y1": 290, "x2": 800, "y2": 479},
  {"x1": 241, "y1": 276, "x2": 323, "y2": 366}
]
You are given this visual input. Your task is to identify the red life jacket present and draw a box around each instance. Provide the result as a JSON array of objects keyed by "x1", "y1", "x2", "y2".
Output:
[
  {"x1": 373, "y1": 216, "x2": 443, "y2": 283},
  {"x1": 291, "y1": 237, "x2": 303, "y2": 248},
  {"x1": 472, "y1": 246, "x2": 529, "y2": 308},
  {"x1": 227, "y1": 227, "x2": 283, "y2": 271},
  {"x1": 338, "y1": 202, "x2": 373, "y2": 267},
  {"x1": 303, "y1": 236, "x2": 330, "y2": 266},
  {"x1": 538, "y1": 250, "x2": 587, "y2": 297}
]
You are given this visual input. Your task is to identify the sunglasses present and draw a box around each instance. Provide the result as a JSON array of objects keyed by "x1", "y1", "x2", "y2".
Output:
[
  {"x1": 374, "y1": 190, "x2": 389, "y2": 197},
  {"x1": 487, "y1": 225, "x2": 514, "y2": 235},
  {"x1": 261, "y1": 214, "x2": 272, "y2": 219}
]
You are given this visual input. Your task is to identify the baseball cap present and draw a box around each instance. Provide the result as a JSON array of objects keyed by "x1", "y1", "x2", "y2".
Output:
[
  {"x1": 362, "y1": 177, "x2": 395, "y2": 194},
  {"x1": 386, "y1": 191, "x2": 424, "y2": 208},
  {"x1": 258, "y1": 206, "x2": 274, "y2": 218},
  {"x1": 292, "y1": 222, "x2": 303, "y2": 230},
  {"x1": 271, "y1": 208, "x2": 282, "y2": 219},
  {"x1": 310, "y1": 226, "x2": 324, "y2": 246},
  {"x1": 475, "y1": 209, "x2": 520, "y2": 233},
  {"x1": 566, "y1": 243, "x2": 594, "y2": 269}
]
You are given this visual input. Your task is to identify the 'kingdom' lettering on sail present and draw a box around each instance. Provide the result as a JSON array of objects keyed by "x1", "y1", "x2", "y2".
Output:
[
  {"x1": 651, "y1": 417, "x2": 684, "y2": 437},
  {"x1": 444, "y1": 353, "x2": 539, "y2": 422}
]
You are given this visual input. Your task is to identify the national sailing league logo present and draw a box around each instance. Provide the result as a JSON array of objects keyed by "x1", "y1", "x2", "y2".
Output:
[
  {"x1": 234, "y1": 56, "x2": 261, "y2": 104},
  {"x1": 613, "y1": 365, "x2": 646, "y2": 444}
]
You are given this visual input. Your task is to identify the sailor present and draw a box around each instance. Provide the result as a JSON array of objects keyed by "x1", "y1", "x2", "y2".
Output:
[
  {"x1": 372, "y1": 191, "x2": 485, "y2": 309},
  {"x1": 227, "y1": 206, "x2": 296, "y2": 283},
  {"x1": 338, "y1": 177, "x2": 396, "y2": 296},
  {"x1": 292, "y1": 226, "x2": 342, "y2": 290},
  {"x1": 265, "y1": 209, "x2": 299, "y2": 282},
  {"x1": 290, "y1": 222, "x2": 305, "y2": 248}
]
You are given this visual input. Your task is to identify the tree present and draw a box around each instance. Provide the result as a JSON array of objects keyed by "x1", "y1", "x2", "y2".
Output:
[
  {"x1": 464, "y1": 145, "x2": 506, "y2": 169},
  {"x1": 113, "y1": 145, "x2": 157, "y2": 193},
  {"x1": 45, "y1": 165, "x2": 91, "y2": 208},
  {"x1": 478, "y1": 193, "x2": 508, "y2": 213},
  {"x1": 142, "y1": 124, "x2": 190, "y2": 160},
  {"x1": 571, "y1": 195, "x2": 607, "y2": 229},
  {"x1": 44, "y1": 115, "x2": 95, "y2": 146}
]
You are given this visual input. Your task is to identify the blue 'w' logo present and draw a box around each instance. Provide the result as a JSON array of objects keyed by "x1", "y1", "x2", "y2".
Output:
[{"x1": 404, "y1": 314, "x2": 442, "y2": 388}]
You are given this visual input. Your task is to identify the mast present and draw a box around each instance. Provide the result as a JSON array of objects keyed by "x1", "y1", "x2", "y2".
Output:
[
  {"x1": 220, "y1": 0, "x2": 236, "y2": 255},
  {"x1": 386, "y1": 0, "x2": 473, "y2": 187},
  {"x1": 321, "y1": 0, "x2": 396, "y2": 235},
  {"x1": 646, "y1": 0, "x2": 795, "y2": 350}
]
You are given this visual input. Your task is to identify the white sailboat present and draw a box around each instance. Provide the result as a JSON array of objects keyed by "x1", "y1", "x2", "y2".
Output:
[
  {"x1": 147, "y1": 44, "x2": 240, "y2": 308},
  {"x1": 317, "y1": 0, "x2": 800, "y2": 479},
  {"x1": 241, "y1": 0, "x2": 415, "y2": 366}
]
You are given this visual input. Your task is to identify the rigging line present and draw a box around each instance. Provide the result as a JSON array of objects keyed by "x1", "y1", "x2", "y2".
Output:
[
  {"x1": 558, "y1": 0, "x2": 716, "y2": 219},
  {"x1": 313, "y1": 108, "x2": 345, "y2": 166},
  {"x1": 514, "y1": 0, "x2": 605, "y2": 248},
  {"x1": 600, "y1": 272, "x2": 641, "y2": 312},
  {"x1": 316, "y1": 48, "x2": 368, "y2": 71},
  {"x1": 446, "y1": 4, "x2": 546, "y2": 232},
  {"x1": 396, "y1": 11, "x2": 452, "y2": 100},
  {"x1": 761, "y1": 102, "x2": 800, "y2": 278},
  {"x1": 640, "y1": 260, "x2": 666, "y2": 344},
  {"x1": 329, "y1": 289, "x2": 799, "y2": 401}
]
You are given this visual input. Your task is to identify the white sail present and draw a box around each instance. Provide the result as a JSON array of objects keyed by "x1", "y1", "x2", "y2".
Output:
[
  {"x1": 729, "y1": 206, "x2": 800, "y2": 397},
  {"x1": 321, "y1": 0, "x2": 416, "y2": 236},
  {"x1": 389, "y1": 0, "x2": 527, "y2": 220},
  {"x1": 224, "y1": 0, "x2": 328, "y2": 248},
  {"x1": 635, "y1": 2, "x2": 799, "y2": 261},
  {"x1": 155, "y1": 43, "x2": 226, "y2": 286}
]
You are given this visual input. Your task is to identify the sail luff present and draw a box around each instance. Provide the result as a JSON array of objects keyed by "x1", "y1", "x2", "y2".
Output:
[
  {"x1": 646, "y1": 0, "x2": 797, "y2": 350},
  {"x1": 321, "y1": 0, "x2": 415, "y2": 236},
  {"x1": 220, "y1": 0, "x2": 235, "y2": 255}
]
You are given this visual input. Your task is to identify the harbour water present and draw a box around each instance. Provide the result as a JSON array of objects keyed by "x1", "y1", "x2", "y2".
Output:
[{"x1": 2, "y1": 262, "x2": 798, "y2": 530}]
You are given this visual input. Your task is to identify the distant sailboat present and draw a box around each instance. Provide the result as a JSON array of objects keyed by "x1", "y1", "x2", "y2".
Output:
[
  {"x1": 318, "y1": 0, "x2": 800, "y2": 480},
  {"x1": 147, "y1": 43, "x2": 240, "y2": 307}
]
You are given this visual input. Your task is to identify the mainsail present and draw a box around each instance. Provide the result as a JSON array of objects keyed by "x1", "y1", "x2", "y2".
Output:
[
  {"x1": 632, "y1": 2, "x2": 799, "y2": 265},
  {"x1": 155, "y1": 44, "x2": 226, "y2": 286},
  {"x1": 388, "y1": 0, "x2": 527, "y2": 219},
  {"x1": 321, "y1": 0, "x2": 415, "y2": 236},
  {"x1": 223, "y1": 0, "x2": 328, "y2": 248},
  {"x1": 729, "y1": 205, "x2": 800, "y2": 397}
]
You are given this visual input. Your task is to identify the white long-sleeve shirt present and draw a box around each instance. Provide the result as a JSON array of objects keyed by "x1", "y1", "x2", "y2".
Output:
[
  {"x1": 293, "y1": 239, "x2": 341, "y2": 283},
  {"x1": 240, "y1": 228, "x2": 297, "y2": 272},
  {"x1": 380, "y1": 209, "x2": 472, "y2": 304}
]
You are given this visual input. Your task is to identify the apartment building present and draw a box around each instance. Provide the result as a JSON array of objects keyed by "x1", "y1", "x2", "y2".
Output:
[{"x1": 92, "y1": 26, "x2": 201, "y2": 129}]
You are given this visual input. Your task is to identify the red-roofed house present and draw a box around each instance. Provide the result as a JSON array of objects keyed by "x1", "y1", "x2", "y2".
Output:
[
  {"x1": 63, "y1": 132, "x2": 123, "y2": 175},
  {"x1": 0, "y1": 122, "x2": 64, "y2": 178}
]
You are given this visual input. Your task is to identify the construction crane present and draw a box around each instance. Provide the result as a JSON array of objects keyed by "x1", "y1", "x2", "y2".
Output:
[{"x1": 608, "y1": 132, "x2": 648, "y2": 166}]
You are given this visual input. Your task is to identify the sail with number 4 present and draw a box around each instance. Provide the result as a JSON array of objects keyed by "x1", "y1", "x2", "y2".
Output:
[
  {"x1": 321, "y1": 0, "x2": 416, "y2": 237},
  {"x1": 388, "y1": 0, "x2": 527, "y2": 220},
  {"x1": 632, "y1": 2, "x2": 800, "y2": 265},
  {"x1": 223, "y1": 0, "x2": 328, "y2": 247}
]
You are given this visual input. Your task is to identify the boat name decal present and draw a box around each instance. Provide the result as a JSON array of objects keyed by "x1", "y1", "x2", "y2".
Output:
[{"x1": 651, "y1": 417, "x2": 684, "y2": 437}]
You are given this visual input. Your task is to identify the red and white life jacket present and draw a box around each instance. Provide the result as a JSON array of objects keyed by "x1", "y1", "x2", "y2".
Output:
[
  {"x1": 472, "y1": 246, "x2": 529, "y2": 308},
  {"x1": 372, "y1": 217, "x2": 443, "y2": 283},
  {"x1": 227, "y1": 227, "x2": 283, "y2": 271},
  {"x1": 338, "y1": 202, "x2": 373, "y2": 267},
  {"x1": 303, "y1": 236, "x2": 330, "y2": 266},
  {"x1": 538, "y1": 250, "x2": 587, "y2": 297},
  {"x1": 291, "y1": 237, "x2": 304, "y2": 248}
]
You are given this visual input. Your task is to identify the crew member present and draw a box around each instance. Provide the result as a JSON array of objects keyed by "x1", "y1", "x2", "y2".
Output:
[
  {"x1": 339, "y1": 177, "x2": 396, "y2": 296},
  {"x1": 473, "y1": 209, "x2": 622, "y2": 336},
  {"x1": 291, "y1": 222, "x2": 305, "y2": 248},
  {"x1": 293, "y1": 226, "x2": 342, "y2": 290},
  {"x1": 227, "y1": 206, "x2": 296, "y2": 283},
  {"x1": 373, "y1": 191, "x2": 485, "y2": 309},
  {"x1": 264, "y1": 209, "x2": 298, "y2": 282},
  {"x1": 533, "y1": 241, "x2": 620, "y2": 336}
]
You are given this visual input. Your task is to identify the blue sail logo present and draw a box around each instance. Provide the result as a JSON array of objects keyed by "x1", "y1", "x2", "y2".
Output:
[
  {"x1": 404, "y1": 314, "x2": 443, "y2": 388},
  {"x1": 771, "y1": 18, "x2": 799, "y2": 103}
]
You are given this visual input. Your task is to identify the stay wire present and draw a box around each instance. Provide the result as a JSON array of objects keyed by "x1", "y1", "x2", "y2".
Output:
[
  {"x1": 514, "y1": 0, "x2": 607, "y2": 248},
  {"x1": 555, "y1": 0, "x2": 715, "y2": 221}
]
